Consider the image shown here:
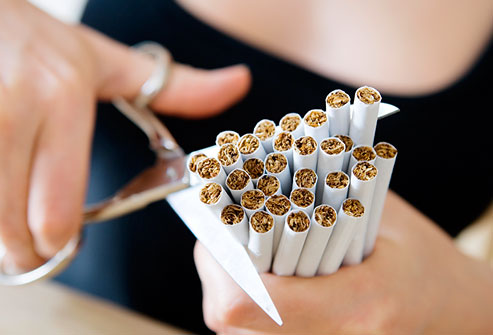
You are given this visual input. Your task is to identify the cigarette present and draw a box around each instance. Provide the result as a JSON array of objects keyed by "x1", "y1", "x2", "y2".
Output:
[
  {"x1": 199, "y1": 182, "x2": 233, "y2": 218},
  {"x1": 334, "y1": 134, "x2": 354, "y2": 172},
  {"x1": 272, "y1": 210, "x2": 311, "y2": 276},
  {"x1": 349, "y1": 86, "x2": 381, "y2": 146},
  {"x1": 279, "y1": 113, "x2": 304, "y2": 139},
  {"x1": 257, "y1": 174, "x2": 282, "y2": 197},
  {"x1": 248, "y1": 211, "x2": 275, "y2": 273},
  {"x1": 254, "y1": 119, "x2": 277, "y2": 153},
  {"x1": 196, "y1": 157, "x2": 227, "y2": 188},
  {"x1": 221, "y1": 204, "x2": 249, "y2": 246},
  {"x1": 215, "y1": 130, "x2": 240, "y2": 147},
  {"x1": 241, "y1": 189, "x2": 266, "y2": 219},
  {"x1": 217, "y1": 143, "x2": 243, "y2": 175},
  {"x1": 343, "y1": 162, "x2": 378, "y2": 266},
  {"x1": 226, "y1": 168, "x2": 254, "y2": 203},
  {"x1": 364, "y1": 142, "x2": 397, "y2": 257},
  {"x1": 242, "y1": 158, "x2": 265, "y2": 187},
  {"x1": 348, "y1": 145, "x2": 377, "y2": 172},
  {"x1": 293, "y1": 135, "x2": 318, "y2": 172},
  {"x1": 290, "y1": 188, "x2": 315, "y2": 217},
  {"x1": 273, "y1": 131, "x2": 295, "y2": 173},
  {"x1": 238, "y1": 134, "x2": 267, "y2": 161},
  {"x1": 303, "y1": 109, "x2": 329, "y2": 144},
  {"x1": 317, "y1": 199, "x2": 365, "y2": 275},
  {"x1": 265, "y1": 194, "x2": 292, "y2": 255},
  {"x1": 325, "y1": 89, "x2": 351, "y2": 136},
  {"x1": 187, "y1": 152, "x2": 208, "y2": 175},
  {"x1": 296, "y1": 205, "x2": 337, "y2": 277},
  {"x1": 264, "y1": 152, "x2": 292, "y2": 196},
  {"x1": 292, "y1": 168, "x2": 318, "y2": 195},
  {"x1": 315, "y1": 137, "x2": 345, "y2": 203},
  {"x1": 322, "y1": 171, "x2": 350, "y2": 212}
]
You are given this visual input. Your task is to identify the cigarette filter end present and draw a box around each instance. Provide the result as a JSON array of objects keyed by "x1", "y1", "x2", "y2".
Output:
[
  {"x1": 197, "y1": 158, "x2": 221, "y2": 179},
  {"x1": 241, "y1": 189, "x2": 265, "y2": 210},
  {"x1": 295, "y1": 169, "x2": 317, "y2": 189},
  {"x1": 290, "y1": 188, "x2": 315, "y2": 208},
  {"x1": 221, "y1": 204, "x2": 245, "y2": 225},
  {"x1": 304, "y1": 110, "x2": 327, "y2": 128},
  {"x1": 356, "y1": 87, "x2": 381, "y2": 105},
  {"x1": 374, "y1": 142, "x2": 398, "y2": 159},
  {"x1": 238, "y1": 134, "x2": 261, "y2": 155},
  {"x1": 257, "y1": 175, "x2": 280, "y2": 197},
  {"x1": 273, "y1": 132, "x2": 294, "y2": 152},
  {"x1": 326, "y1": 90, "x2": 350, "y2": 109},
  {"x1": 314, "y1": 205, "x2": 337, "y2": 227},
  {"x1": 294, "y1": 136, "x2": 317, "y2": 155},
  {"x1": 243, "y1": 158, "x2": 265, "y2": 179},
  {"x1": 199, "y1": 182, "x2": 223, "y2": 205},
  {"x1": 352, "y1": 162, "x2": 378, "y2": 181},
  {"x1": 265, "y1": 153, "x2": 288, "y2": 174},
  {"x1": 321, "y1": 138, "x2": 345, "y2": 155},
  {"x1": 280, "y1": 114, "x2": 302, "y2": 132},
  {"x1": 250, "y1": 211, "x2": 274, "y2": 233},
  {"x1": 325, "y1": 171, "x2": 349, "y2": 189},
  {"x1": 254, "y1": 120, "x2": 276, "y2": 141},
  {"x1": 342, "y1": 199, "x2": 365, "y2": 217},
  {"x1": 265, "y1": 195, "x2": 291, "y2": 216},
  {"x1": 216, "y1": 131, "x2": 240, "y2": 146},
  {"x1": 287, "y1": 211, "x2": 310, "y2": 232},
  {"x1": 218, "y1": 144, "x2": 240, "y2": 166},
  {"x1": 226, "y1": 169, "x2": 251, "y2": 190},
  {"x1": 352, "y1": 146, "x2": 376, "y2": 162}
]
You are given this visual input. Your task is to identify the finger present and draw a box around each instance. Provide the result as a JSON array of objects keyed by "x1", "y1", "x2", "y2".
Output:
[{"x1": 77, "y1": 26, "x2": 251, "y2": 118}]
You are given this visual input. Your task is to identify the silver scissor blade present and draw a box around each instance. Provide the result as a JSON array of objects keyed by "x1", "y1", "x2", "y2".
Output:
[{"x1": 167, "y1": 186, "x2": 283, "y2": 326}]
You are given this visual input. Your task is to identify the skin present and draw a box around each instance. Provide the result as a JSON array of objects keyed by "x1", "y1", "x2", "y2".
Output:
[
  {"x1": 0, "y1": 0, "x2": 251, "y2": 273},
  {"x1": 195, "y1": 191, "x2": 493, "y2": 334}
]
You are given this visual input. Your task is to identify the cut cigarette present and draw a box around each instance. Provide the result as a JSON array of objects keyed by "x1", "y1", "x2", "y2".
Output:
[
  {"x1": 199, "y1": 182, "x2": 233, "y2": 218},
  {"x1": 221, "y1": 204, "x2": 249, "y2": 246},
  {"x1": 273, "y1": 131, "x2": 295, "y2": 172},
  {"x1": 187, "y1": 152, "x2": 207, "y2": 175},
  {"x1": 243, "y1": 158, "x2": 265, "y2": 187},
  {"x1": 254, "y1": 119, "x2": 277, "y2": 153},
  {"x1": 334, "y1": 134, "x2": 354, "y2": 172},
  {"x1": 290, "y1": 188, "x2": 315, "y2": 217},
  {"x1": 264, "y1": 152, "x2": 292, "y2": 196},
  {"x1": 349, "y1": 86, "x2": 381, "y2": 146},
  {"x1": 238, "y1": 134, "x2": 267, "y2": 161},
  {"x1": 272, "y1": 210, "x2": 311, "y2": 276},
  {"x1": 279, "y1": 113, "x2": 304, "y2": 139},
  {"x1": 197, "y1": 157, "x2": 227, "y2": 188},
  {"x1": 349, "y1": 145, "x2": 377, "y2": 172},
  {"x1": 293, "y1": 136, "x2": 318, "y2": 172},
  {"x1": 226, "y1": 169, "x2": 254, "y2": 203},
  {"x1": 315, "y1": 137, "x2": 345, "y2": 203},
  {"x1": 318, "y1": 199, "x2": 365, "y2": 275},
  {"x1": 292, "y1": 168, "x2": 318, "y2": 195},
  {"x1": 217, "y1": 143, "x2": 243, "y2": 175},
  {"x1": 364, "y1": 142, "x2": 397, "y2": 257},
  {"x1": 257, "y1": 175, "x2": 282, "y2": 197},
  {"x1": 241, "y1": 189, "x2": 266, "y2": 219},
  {"x1": 303, "y1": 109, "x2": 329, "y2": 144},
  {"x1": 325, "y1": 89, "x2": 351, "y2": 136},
  {"x1": 248, "y1": 211, "x2": 275, "y2": 273},
  {"x1": 265, "y1": 194, "x2": 291, "y2": 254},
  {"x1": 216, "y1": 130, "x2": 240, "y2": 147},
  {"x1": 322, "y1": 171, "x2": 350, "y2": 212},
  {"x1": 296, "y1": 205, "x2": 337, "y2": 277},
  {"x1": 343, "y1": 162, "x2": 378, "y2": 266}
]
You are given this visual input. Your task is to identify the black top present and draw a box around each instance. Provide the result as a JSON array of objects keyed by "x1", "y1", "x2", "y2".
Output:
[{"x1": 55, "y1": 0, "x2": 492, "y2": 333}]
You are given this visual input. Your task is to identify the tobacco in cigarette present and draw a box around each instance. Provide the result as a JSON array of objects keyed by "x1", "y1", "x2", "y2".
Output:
[
  {"x1": 352, "y1": 146, "x2": 376, "y2": 162},
  {"x1": 287, "y1": 211, "x2": 310, "y2": 232},
  {"x1": 374, "y1": 142, "x2": 398, "y2": 159},
  {"x1": 353, "y1": 162, "x2": 378, "y2": 181},
  {"x1": 217, "y1": 131, "x2": 239, "y2": 146},
  {"x1": 294, "y1": 136, "x2": 317, "y2": 155},
  {"x1": 335, "y1": 135, "x2": 353, "y2": 152},
  {"x1": 273, "y1": 132, "x2": 294, "y2": 151},
  {"x1": 241, "y1": 189, "x2": 265, "y2": 210},
  {"x1": 321, "y1": 138, "x2": 345, "y2": 155},
  {"x1": 226, "y1": 169, "x2": 250, "y2": 190},
  {"x1": 257, "y1": 175, "x2": 280, "y2": 197},
  {"x1": 326, "y1": 90, "x2": 350, "y2": 109},
  {"x1": 197, "y1": 158, "x2": 221, "y2": 179},
  {"x1": 221, "y1": 204, "x2": 245, "y2": 225},
  {"x1": 218, "y1": 144, "x2": 240, "y2": 166},
  {"x1": 357, "y1": 87, "x2": 381, "y2": 105},
  {"x1": 326, "y1": 171, "x2": 349, "y2": 189},
  {"x1": 291, "y1": 188, "x2": 315, "y2": 208},
  {"x1": 265, "y1": 195, "x2": 291, "y2": 216},
  {"x1": 343, "y1": 198, "x2": 365, "y2": 217},
  {"x1": 295, "y1": 169, "x2": 317, "y2": 189},
  {"x1": 254, "y1": 120, "x2": 276, "y2": 141},
  {"x1": 251, "y1": 211, "x2": 274, "y2": 233},
  {"x1": 314, "y1": 205, "x2": 337, "y2": 227},
  {"x1": 280, "y1": 115, "x2": 301, "y2": 132},
  {"x1": 188, "y1": 153, "x2": 207, "y2": 173},
  {"x1": 265, "y1": 153, "x2": 288, "y2": 173},
  {"x1": 238, "y1": 134, "x2": 261, "y2": 155},
  {"x1": 199, "y1": 182, "x2": 223, "y2": 205},
  {"x1": 243, "y1": 158, "x2": 265, "y2": 180},
  {"x1": 304, "y1": 110, "x2": 327, "y2": 128}
]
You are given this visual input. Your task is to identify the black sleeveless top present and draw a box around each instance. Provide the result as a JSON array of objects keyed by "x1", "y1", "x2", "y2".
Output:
[{"x1": 55, "y1": 1, "x2": 492, "y2": 333}]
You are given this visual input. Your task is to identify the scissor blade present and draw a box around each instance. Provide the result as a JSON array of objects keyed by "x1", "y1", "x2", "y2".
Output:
[
  {"x1": 349, "y1": 102, "x2": 400, "y2": 120},
  {"x1": 167, "y1": 186, "x2": 283, "y2": 326}
]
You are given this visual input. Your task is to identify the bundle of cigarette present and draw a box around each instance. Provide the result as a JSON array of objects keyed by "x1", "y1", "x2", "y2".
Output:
[{"x1": 190, "y1": 86, "x2": 398, "y2": 277}]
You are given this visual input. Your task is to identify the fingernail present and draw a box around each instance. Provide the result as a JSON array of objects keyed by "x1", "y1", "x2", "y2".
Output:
[{"x1": 2, "y1": 256, "x2": 23, "y2": 275}]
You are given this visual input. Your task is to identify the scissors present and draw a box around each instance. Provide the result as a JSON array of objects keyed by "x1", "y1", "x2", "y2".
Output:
[{"x1": 0, "y1": 42, "x2": 399, "y2": 326}]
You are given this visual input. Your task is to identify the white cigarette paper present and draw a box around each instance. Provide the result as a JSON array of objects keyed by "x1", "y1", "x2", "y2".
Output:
[
  {"x1": 264, "y1": 153, "x2": 292, "y2": 196},
  {"x1": 292, "y1": 168, "x2": 318, "y2": 195},
  {"x1": 241, "y1": 189, "x2": 266, "y2": 219},
  {"x1": 243, "y1": 158, "x2": 265, "y2": 187},
  {"x1": 296, "y1": 205, "x2": 337, "y2": 277},
  {"x1": 215, "y1": 130, "x2": 240, "y2": 147},
  {"x1": 349, "y1": 86, "x2": 381, "y2": 146},
  {"x1": 343, "y1": 162, "x2": 378, "y2": 265},
  {"x1": 226, "y1": 169, "x2": 254, "y2": 203},
  {"x1": 325, "y1": 89, "x2": 351, "y2": 136},
  {"x1": 322, "y1": 171, "x2": 350, "y2": 212},
  {"x1": 257, "y1": 174, "x2": 282, "y2": 197},
  {"x1": 279, "y1": 113, "x2": 304, "y2": 139},
  {"x1": 315, "y1": 137, "x2": 345, "y2": 203},
  {"x1": 272, "y1": 210, "x2": 311, "y2": 276},
  {"x1": 364, "y1": 142, "x2": 397, "y2": 257},
  {"x1": 348, "y1": 145, "x2": 377, "y2": 172},
  {"x1": 303, "y1": 109, "x2": 329, "y2": 144},
  {"x1": 334, "y1": 135, "x2": 354, "y2": 173},
  {"x1": 238, "y1": 134, "x2": 267, "y2": 161},
  {"x1": 265, "y1": 195, "x2": 292, "y2": 255},
  {"x1": 221, "y1": 204, "x2": 249, "y2": 246},
  {"x1": 290, "y1": 188, "x2": 315, "y2": 217},
  {"x1": 196, "y1": 158, "x2": 227, "y2": 188},
  {"x1": 272, "y1": 131, "x2": 294, "y2": 172},
  {"x1": 199, "y1": 183, "x2": 233, "y2": 218},
  {"x1": 248, "y1": 211, "x2": 275, "y2": 273},
  {"x1": 318, "y1": 199, "x2": 365, "y2": 275},
  {"x1": 187, "y1": 152, "x2": 208, "y2": 176},
  {"x1": 254, "y1": 119, "x2": 277, "y2": 154},
  {"x1": 293, "y1": 136, "x2": 318, "y2": 172},
  {"x1": 217, "y1": 144, "x2": 243, "y2": 175}
]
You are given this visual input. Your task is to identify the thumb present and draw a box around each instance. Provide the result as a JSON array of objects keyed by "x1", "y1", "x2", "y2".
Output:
[{"x1": 77, "y1": 26, "x2": 251, "y2": 118}]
